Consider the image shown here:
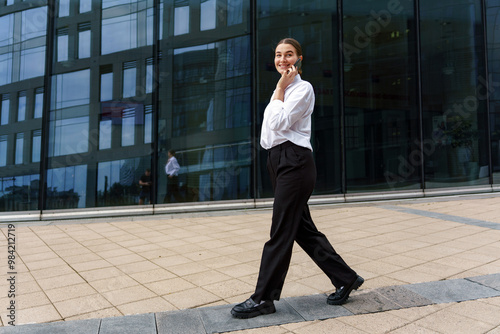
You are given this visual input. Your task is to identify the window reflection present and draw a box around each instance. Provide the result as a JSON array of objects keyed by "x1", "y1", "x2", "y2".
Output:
[
  {"x1": 146, "y1": 58, "x2": 153, "y2": 94},
  {"x1": 487, "y1": 2, "x2": 500, "y2": 183},
  {"x1": 34, "y1": 88, "x2": 44, "y2": 119},
  {"x1": 0, "y1": 174, "x2": 39, "y2": 211},
  {"x1": 22, "y1": 7, "x2": 47, "y2": 41},
  {"x1": 227, "y1": 0, "x2": 243, "y2": 26},
  {"x1": 144, "y1": 105, "x2": 152, "y2": 144},
  {"x1": 20, "y1": 47, "x2": 46, "y2": 80},
  {"x1": 57, "y1": 28, "x2": 69, "y2": 62},
  {"x1": 58, "y1": 0, "x2": 70, "y2": 17},
  {"x1": 0, "y1": 8, "x2": 47, "y2": 84},
  {"x1": 100, "y1": 71, "x2": 113, "y2": 102},
  {"x1": 101, "y1": 1, "x2": 153, "y2": 55},
  {"x1": 0, "y1": 135, "x2": 6, "y2": 167},
  {"x1": 420, "y1": 0, "x2": 488, "y2": 187},
  {"x1": 15, "y1": 133, "x2": 23, "y2": 165},
  {"x1": 343, "y1": 0, "x2": 419, "y2": 192},
  {"x1": 0, "y1": 14, "x2": 13, "y2": 47},
  {"x1": 32, "y1": 130, "x2": 41, "y2": 163},
  {"x1": 78, "y1": 23, "x2": 91, "y2": 59},
  {"x1": 122, "y1": 61, "x2": 137, "y2": 98},
  {"x1": 121, "y1": 108, "x2": 135, "y2": 146},
  {"x1": 47, "y1": 165, "x2": 87, "y2": 209},
  {"x1": 102, "y1": 14, "x2": 138, "y2": 54},
  {"x1": 1, "y1": 95, "x2": 9, "y2": 125},
  {"x1": 49, "y1": 69, "x2": 90, "y2": 157},
  {"x1": 80, "y1": 0, "x2": 92, "y2": 13},
  {"x1": 172, "y1": 37, "x2": 251, "y2": 136},
  {"x1": 0, "y1": 53, "x2": 13, "y2": 86},
  {"x1": 200, "y1": 0, "x2": 216, "y2": 31},
  {"x1": 99, "y1": 119, "x2": 112, "y2": 150},
  {"x1": 17, "y1": 92, "x2": 26, "y2": 122},
  {"x1": 97, "y1": 158, "x2": 144, "y2": 206},
  {"x1": 174, "y1": 5, "x2": 189, "y2": 35}
]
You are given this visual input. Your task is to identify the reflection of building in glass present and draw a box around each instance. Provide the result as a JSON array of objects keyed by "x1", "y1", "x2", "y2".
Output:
[{"x1": 0, "y1": 0, "x2": 500, "y2": 217}]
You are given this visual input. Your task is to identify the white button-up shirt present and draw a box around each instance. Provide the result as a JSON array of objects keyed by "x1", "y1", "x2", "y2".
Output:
[
  {"x1": 260, "y1": 75, "x2": 315, "y2": 151},
  {"x1": 165, "y1": 156, "x2": 180, "y2": 176}
]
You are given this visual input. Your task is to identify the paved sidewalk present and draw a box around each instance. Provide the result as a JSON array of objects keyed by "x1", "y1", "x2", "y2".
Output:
[{"x1": 0, "y1": 194, "x2": 500, "y2": 333}]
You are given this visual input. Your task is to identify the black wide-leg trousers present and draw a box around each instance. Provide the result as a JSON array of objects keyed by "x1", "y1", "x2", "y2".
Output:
[{"x1": 251, "y1": 141, "x2": 357, "y2": 302}]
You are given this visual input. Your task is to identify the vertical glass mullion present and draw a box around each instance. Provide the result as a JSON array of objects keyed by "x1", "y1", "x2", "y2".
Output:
[{"x1": 39, "y1": 0, "x2": 56, "y2": 211}]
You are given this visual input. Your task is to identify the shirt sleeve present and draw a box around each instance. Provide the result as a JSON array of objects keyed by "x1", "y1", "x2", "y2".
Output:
[
  {"x1": 265, "y1": 82, "x2": 314, "y2": 132},
  {"x1": 172, "y1": 158, "x2": 180, "y2": 174}
]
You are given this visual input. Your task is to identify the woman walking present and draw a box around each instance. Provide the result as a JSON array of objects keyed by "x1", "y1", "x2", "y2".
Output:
[{"x1": 231, "y1": 38, "x2": 363, "y2": 319}]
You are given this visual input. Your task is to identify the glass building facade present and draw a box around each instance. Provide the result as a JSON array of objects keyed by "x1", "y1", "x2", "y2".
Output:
[{"x1": 0, "y1": 0, "x2": 499, "y2": 218}]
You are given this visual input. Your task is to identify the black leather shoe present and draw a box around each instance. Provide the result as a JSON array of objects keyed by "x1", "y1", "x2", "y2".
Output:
[
  {"x1": 231, "y1": 298, "x2": 276, "y2": 319},
  {"x1": 327, "y1": 275, "x2": 364, "y2": 305}
]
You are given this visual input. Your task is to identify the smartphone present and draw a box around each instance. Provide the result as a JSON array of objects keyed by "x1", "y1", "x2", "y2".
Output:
[{"x1": 294, "y1": 58, "x2": 302, "y2": 70}]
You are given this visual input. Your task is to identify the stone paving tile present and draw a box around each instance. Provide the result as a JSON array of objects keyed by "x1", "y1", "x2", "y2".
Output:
[
  {"x1": 100, "y1": 313, "x2": 156, "y2": 334},
  {"x1": 283, "y1": 294, "x2": 352, "y2": 321},
  {"x1": 0, "y1": 318, "x2": 100, "y2": 334},
  {"x1": 374, "y1": 285, "x2": 434, "y2": 308},
  {"x1": 199, "y1": 300, "x2": 303, "y2": 334},
  {"x1": 156, "y1": 309, "x2": 206, "y2": 334},
  {"x1": 468, "y1": 273, "x2": 500, "y2": 290},
  {"x1": 338, "y1": 311, "x2": 412, "y2": 334},
  {"x1": 342, "y1": 290, "x2": 401, "y2": 315},
  {"x1": 405, "y1": 278, "x2": 500, "y2": 304}
]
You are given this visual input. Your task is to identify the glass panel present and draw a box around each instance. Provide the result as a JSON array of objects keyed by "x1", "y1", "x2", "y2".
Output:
[
  {"x1": 57, "y1": 29, "x2": 69, "y2": 62},
  {"x1": 96, "y1": 158, "x2": 145, "y2": 206},
  {"x1": 103, "y1": 0, "x2": 133, "y2": 9},
  {"x1": 147, "y1": 7, "x2": 154, "y2": 46},
  {"x1": 78, "y1": 29, "x2": 91, "y2": 59},
  {"x1": 342, "y1": 0, "x2": 419, "y2": 193},
  {"x1": 1, "y1": 96, "x2": 9, "y2": 125},
  {"x1": 144, "y1": 105, "x2": 152, "y2": 144},
  {"x1": 100, "y1": 72, "x2": 113, "y2": 101},
  {"x1": 0, "y1": 135, "x2": 6, "y2": 166},
  {"x1": 34, "y1": 89, "x2": 43, "y2": 119},
  {"x1": 46, "y1": 165, "x2": 87, "y2": 209},
  {"x1": 15, "y1": 133, "x2": 23, "y2": 164},
  {"x1": 101, "y1": 14, "x2": 138, "y2": 55},
  {"x1": 420, "y1": 0, "x2": 488, "y2": 188},
  {"x1": 123, "y1": 62, "x2": 137, "y2": 98},
  {"x1": 22, "y1": 7, "x2": 48, "y2": 41},
  {"x1": 51, "y1": 69, "x2": 90, "y2": 109},
  {"x1": 17, "y1": 93, "x2": 26, "y2": 122},
  {"x1": 256, "y1": 0, "x2": 342, "y2": 196},
  {"x1": 487, "y1": 1, "x2": 500, "y2": 183},
  {"x1": 0, "y1": 174, "x2": 39, "y2": 211},
  {"x1": 32, "y1": 129, "x2": 41, "y2": 163},
  {"x1": 200, "y1": 0, "x2": 216, "y2": 31},
  {"x1": 0, "y1": 53, "x2": 13, "y2": 86},
  {"x1": 146, "y1": 59, "x2": 153, "y2": 94},
  {"x1": 49, "y1": 69, "x2": 90, "y2": 157},
  {"x1": 80, "y1": 0, "x2": 92, "y2": 13},
  {"x1": 0, "y1": 14, "x2": 14, "y2": 47},
  {"x1": 20, "y1": 47, "x2": 46, "y2": 80},
  {"x1": 174, "y1": 6, "x2": 189, "y2": 35},
  {"x1": 59, "y1": 0, "x2": 70, "y2": 17},
  {"x1": 159, "y1": 0, "x2": 252, "y2": 203},
  {"x1": 121, "y1": 107, "x2": 135, "y2": 146},
  {"x1": 99, "y1": 119, "x2": 112, "y2": 149},
  {"x1": 227, "y1": 0, "x2": 243, "y2": 26}
]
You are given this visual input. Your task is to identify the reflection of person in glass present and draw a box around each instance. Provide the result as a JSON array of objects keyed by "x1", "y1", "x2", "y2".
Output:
[
  {"x1": 164, "y1": 149, "x2": 182, "y2": 203},
  {"x1": 138, "y1": 169, "x2": 152, "y2": 205},
  {"x1": 231, "y1": 38, "x2": 363, "y2": 319}
]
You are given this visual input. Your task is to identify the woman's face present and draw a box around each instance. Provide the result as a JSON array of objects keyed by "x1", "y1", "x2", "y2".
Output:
[{"x1": 274, "y1": 43, "x2": 301, "y2": 74}]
